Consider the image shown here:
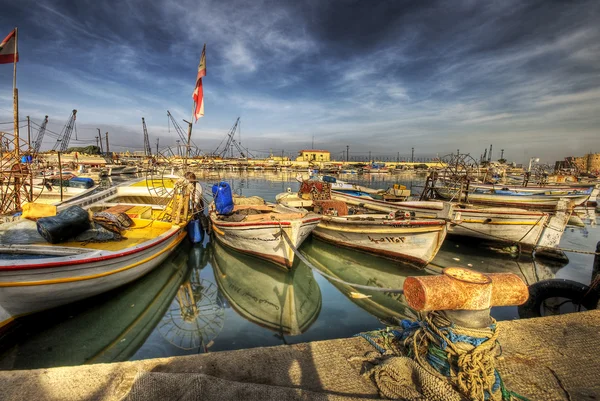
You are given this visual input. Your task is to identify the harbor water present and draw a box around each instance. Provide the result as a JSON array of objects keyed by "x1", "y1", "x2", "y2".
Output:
[{"x1": 0, "y1": 171, "x2": 597, "y2": 370}]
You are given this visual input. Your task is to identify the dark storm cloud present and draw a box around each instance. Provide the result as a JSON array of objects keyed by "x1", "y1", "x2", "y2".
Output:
[{"x1": 0, "y1": 0, "x2": 599, "y2": 162}]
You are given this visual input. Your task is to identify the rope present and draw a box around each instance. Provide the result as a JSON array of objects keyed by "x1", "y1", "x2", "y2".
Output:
[{"x1": 362, "y1": 312, "x2": 530, "y2": 401}]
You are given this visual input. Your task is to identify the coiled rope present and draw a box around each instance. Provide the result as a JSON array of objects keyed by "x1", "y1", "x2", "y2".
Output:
[{"x1": 360, "y1": 312, "x2": 530, "y2": 401}]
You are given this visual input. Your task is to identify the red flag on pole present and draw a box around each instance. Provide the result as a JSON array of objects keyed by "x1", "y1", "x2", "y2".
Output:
[
  {"x1": 192, "y1": 44, "x2": 206, "y2": 122},
  {"x1": 0, "y1": 29, "x2": 18, "y2": 64}
]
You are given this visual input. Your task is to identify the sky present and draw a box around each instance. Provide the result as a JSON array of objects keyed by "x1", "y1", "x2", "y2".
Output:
[{"x1": 0, "y1": 0, "x2": 599, "y2": 164}]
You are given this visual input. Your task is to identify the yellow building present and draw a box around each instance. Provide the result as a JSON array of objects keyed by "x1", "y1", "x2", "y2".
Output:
[{"x1": 296, "y1": 149, "x2": 331, "y2": 162}]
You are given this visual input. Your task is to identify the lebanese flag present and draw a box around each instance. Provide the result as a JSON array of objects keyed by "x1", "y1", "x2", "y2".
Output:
[
  {"x1": 192, "y1": 44, "x2": 206, "y2": 122},
  {"x1": 0, "y1": 29, "x2": 18, "y2": 64}
]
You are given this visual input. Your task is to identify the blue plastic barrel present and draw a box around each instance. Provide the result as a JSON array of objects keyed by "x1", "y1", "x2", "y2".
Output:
[
  {"x1": 187, "y1": 219, "x2": 205, "y2": 243},
  {"x1": 212, "y1": 181, "x2": 234, "y2": 215}
]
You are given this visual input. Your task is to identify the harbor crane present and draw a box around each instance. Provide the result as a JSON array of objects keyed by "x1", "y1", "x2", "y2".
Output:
[
  {"x1": 51, "y1": 110, "x2": 78, "y2": 152},
  {"x1": 213, "y1": 118, "x2": 253, "y2": 158},
  {"x1": 32, "y1": 115, "x2": 48, "y2": 154},
  {"x1": 166, "y1": 110, "x2": 202, "y2": 157},
  {"x1": 142, "y1": 117, "x2": 152, "y2": 157}
]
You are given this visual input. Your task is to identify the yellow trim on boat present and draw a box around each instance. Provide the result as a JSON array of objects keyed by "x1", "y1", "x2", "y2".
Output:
[
  {"x1": 460, "y1": 220, "x2": 537, "y2": 225},
  {"x1": 0, "y1": 231, "x2": 186, "y2": 288}
]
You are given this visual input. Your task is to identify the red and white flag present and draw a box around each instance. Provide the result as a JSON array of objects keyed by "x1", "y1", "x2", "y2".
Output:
[
  {"x1": 192, "y1": 44, "x2": 206, "y2": 122},
  {"x1": 0, "y1": 29, "x2": 18, "y2": 64}
]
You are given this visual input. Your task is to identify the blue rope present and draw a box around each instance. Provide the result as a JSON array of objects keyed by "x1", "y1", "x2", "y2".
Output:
[{"x1": 354, "y1": 332, "x2": 387, "y2": 354}]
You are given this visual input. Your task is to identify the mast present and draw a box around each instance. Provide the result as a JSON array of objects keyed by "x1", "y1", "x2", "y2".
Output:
[
  {"x1": 13, "y1": 27, "x2": 18, "y2": 157},
  {"x1": 142, "y1": 117, "x2": 152, "y2": 157}
]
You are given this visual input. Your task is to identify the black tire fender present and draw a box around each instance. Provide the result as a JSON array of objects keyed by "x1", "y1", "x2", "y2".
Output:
[{"x1": 518, "y1": 279, "x2": 600, "y2": 319}]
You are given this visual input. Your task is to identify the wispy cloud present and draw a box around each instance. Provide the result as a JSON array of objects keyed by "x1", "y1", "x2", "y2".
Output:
[{"x1": 0, "y1": 0, "x2": 598, "y2": 163}]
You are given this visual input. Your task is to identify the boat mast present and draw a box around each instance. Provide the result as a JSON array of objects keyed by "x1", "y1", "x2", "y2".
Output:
[{"x1": 12, "y1": 27, "x2": 18, "y2": 158}]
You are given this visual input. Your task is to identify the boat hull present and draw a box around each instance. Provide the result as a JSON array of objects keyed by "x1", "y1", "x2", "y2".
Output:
[
  {"x1": 330, "y1": 191, "x2": 571, "y2": 252},
  {"x1": 312, "y1": 216, "x2": 447, "y2": 268},
  {"x1": 435, "y1": 187, "x2": 589, "y2": 209},
  {"x1": 0, "y1": 226, "x2": 186, "y2": 329},
  {"x1": 210, "y1": 213, "x2": 321, "y2": 268}
]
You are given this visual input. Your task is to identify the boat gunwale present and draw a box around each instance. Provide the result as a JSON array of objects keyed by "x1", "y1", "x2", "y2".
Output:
[{"x1": 0, "y1": 224, "x2": 182, "y2": 272}]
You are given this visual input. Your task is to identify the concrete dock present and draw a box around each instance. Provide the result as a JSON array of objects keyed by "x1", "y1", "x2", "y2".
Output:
[{"x1": 0, "y1": 310, "x2": 599, "y2": 400}]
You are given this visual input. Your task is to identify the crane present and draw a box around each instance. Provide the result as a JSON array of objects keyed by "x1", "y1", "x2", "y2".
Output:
[
  {"x1": 212, "y1": 118, "x2": 253, "y2": 158},
  {"x1": 142, "y1": 117, "x2": 152, "y2": 157},
  {"x1": 52, "y1": 110, "x2": 78, "y2": 152},
  {"x1": 32, "y1": 115, "x2": 49, "y2": 154},
  {"x1": 166, "y1": 110, "x2": 202, "y2": 157}
]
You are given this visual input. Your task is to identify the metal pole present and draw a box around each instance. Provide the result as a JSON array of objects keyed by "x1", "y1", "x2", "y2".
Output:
[
  {"x1": 346, "y1": 145, "x2": 349, "y2": 162},
  {"x1": 105, "y1": 132, "x2": 110, "y2": 155},
  {"x1": 13, "y1": 27, "x2": 19, "y2": 158},
  {"x1": 411, "y1": 147, "x2": 414, "y2": 163},
  {"x1": 156, "y1": 138, "x2": 159, "y2": 154},
  {"x1": 26, "y1": 115, "x2": 30, "y2": 149},
  {"x1": 58, "y1": 152, "x2": 63, "y2": 202},
  {"x1": 97, "y1": 129, "x2": 103, "y2": 154}
]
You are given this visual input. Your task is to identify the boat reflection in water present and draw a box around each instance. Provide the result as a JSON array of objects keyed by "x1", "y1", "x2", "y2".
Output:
[
  {"x1": 0, "y1": 242, "x2": 202, "y2": 370},
  {"x1": 157, "y1": 244, "x2": 225, "y2": 351},
  {"x1": 302, "y1": 237, "x2": 428, "y2": 324},
  {"x1": 211, "y1": 240, "x2": 321, "y2": 337},
  {"x1": 429, "y1": 237, "x2": 566, "y2": 287}
]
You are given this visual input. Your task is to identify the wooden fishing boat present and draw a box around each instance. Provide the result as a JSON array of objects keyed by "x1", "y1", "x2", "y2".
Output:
[
  {"x1": 312, "y1": 201, "x2": 448, "y2": 268},
  {"x1": 211, "y1": 240, "x2": 321, "y2": 335},
  {"x1": 0, "y1": 242, "x2": 194, "y2": 369},
  {"x1": 209, "y1": 198, "x2": 321, "y2": 268},
  {"x1": 0, "y1": 176, "x2": 194, "y2": 330},
  {"x1": 331, "y1": 191, "x2": 573, "y2": 255},
  {"x1": 434, "y1": 185, "x2": 590, "y2": 209}
]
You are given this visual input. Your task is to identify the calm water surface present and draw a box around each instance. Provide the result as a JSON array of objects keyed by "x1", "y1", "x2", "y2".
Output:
[{"x1": 0, "y1": 171, "x2": 597, "y2": 370}]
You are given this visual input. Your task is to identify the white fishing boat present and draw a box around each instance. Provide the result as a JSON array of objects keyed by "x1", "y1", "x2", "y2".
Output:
[
  {"x1": 209, "y1": 198, "x2": 321, "y2": 268},
  {"x1": 434, "y1": 186, "x2": 590, "y2": 209},
  {"x1": 0, "y1": 176, "x2": 194, "y2": 331},
  {"x1": 331, "y1": 191, "x2": 572, "y2": 254},
  {"x1": 312, "y1": 211, "x2": 448, "y2": 268},
  {"x1": 106, "y1": 164, "x2": 138, "y2": 175}
]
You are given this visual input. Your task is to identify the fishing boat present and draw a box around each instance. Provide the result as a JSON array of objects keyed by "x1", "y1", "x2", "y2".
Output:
[
  {"x1": 0, "y1": 176, "x2": 195, "y2": 330},
  {"x1": 211, "y1": 240, "x2": 321, "y2": 335},
  {"x1": 331, "y1": 191, "x2": 572, "y2": 255},
  {"x1": 360, "y1": 163, "x2": 389, "y2": 174},
  {"x1": 32, "y1": 175, "x2": 98, "y2": 205},
  {"x1": 312, "y1": 208, "x2": 448, "y2": 268},
  {"x1": 0, "y1": 241, "x2": 196, "y2": 369},
  {"x1": 434, "y1": 185, "x2": 590, "y2": 209},
  {"x1": 209, "y1": 197, "x2": 321, "y2": 268}
]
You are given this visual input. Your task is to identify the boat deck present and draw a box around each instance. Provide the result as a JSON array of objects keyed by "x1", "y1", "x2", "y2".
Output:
[
  {"x1": 0, "y1": 218, "x2": 175, "y2": 253},
  {"x1": 40, "y1": 219, "x2": 175, "y2": 252},
  {"x1": 0, "y1": 310, "x2": 598, "y2": 400}
]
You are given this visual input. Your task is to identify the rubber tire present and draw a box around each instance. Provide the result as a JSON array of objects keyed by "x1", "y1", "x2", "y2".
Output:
[{"x1": 518, "y1": 279, "x2": 600, "y2": 319}]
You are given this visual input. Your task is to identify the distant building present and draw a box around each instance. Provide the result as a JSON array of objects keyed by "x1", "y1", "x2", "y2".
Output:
[
  {"x1": 296, "y1": 149, "x2": 330, "y2": 162},
  {"x1": 570, "y1": 153, "x2": 600, "y2": 173}
]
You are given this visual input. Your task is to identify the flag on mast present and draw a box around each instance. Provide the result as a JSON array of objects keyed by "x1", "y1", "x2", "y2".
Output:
[
  {"x1": 0, "y1": 29, "x2": 18, "y2": 64},
  {"x1": 192, "y1": 44, "x2": 206, "y2": 122}
]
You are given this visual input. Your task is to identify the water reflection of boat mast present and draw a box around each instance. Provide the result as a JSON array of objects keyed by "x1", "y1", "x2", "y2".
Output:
[{"x1": 158, "y1": 249, "x2": 224, "y2": 351}]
